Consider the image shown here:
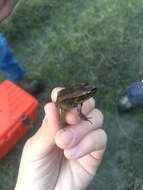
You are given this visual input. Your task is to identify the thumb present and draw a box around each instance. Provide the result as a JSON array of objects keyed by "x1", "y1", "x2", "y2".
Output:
[{"x1": 22, "y1": 102, "x2": 60, "y2": 161}]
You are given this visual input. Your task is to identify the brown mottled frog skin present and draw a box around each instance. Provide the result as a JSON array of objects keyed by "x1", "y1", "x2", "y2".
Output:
[{"x1": 56, "y1": 83, "x2": 97, "y2": 126}]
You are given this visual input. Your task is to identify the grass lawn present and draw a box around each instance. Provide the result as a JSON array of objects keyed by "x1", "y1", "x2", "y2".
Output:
[{"x1": 0, "y1": 0, "x2": 143, "y2": 189}]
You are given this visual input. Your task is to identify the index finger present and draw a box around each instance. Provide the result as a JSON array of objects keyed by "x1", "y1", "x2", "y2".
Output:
[{"x1": 51, "y1": 87, "x2": 64, "y2": 102}]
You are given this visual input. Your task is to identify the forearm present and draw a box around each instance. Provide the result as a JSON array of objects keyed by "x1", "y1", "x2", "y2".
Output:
[
  {"x1": 0, "y1": 0, "x2": 18, "y2": 22},
  {"x1": 9, "y1": 0, "x2": 18, "y2": 8}
]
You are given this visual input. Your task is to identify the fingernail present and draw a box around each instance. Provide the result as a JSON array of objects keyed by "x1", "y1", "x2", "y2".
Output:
[{"x1": 58, "y1": 130, "x2": 73, "y2": 146}]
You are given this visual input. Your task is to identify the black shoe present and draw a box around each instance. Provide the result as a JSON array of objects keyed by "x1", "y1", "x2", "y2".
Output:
[
  {"x1": 117, "y1": 95, "x2": 133, "y2": 113},
  {"x1": 17, "y1": 76, "x2": 44, "y2": 95}
]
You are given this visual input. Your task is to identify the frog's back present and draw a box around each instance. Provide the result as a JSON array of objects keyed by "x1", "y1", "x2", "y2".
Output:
[
  {"x1": 57, "y1": 83, "x2": 97, "y2": 103},
  {"x1": 57, "y1": 85, "x2": 89, "y2": 102}
]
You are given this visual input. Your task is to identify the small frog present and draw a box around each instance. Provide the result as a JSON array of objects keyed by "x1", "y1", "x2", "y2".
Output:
[{"x1": 56, "y1": 83, "x2": 97, "y2": 126}]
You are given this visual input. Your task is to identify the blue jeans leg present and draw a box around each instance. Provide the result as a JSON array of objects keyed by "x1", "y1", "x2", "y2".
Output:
[{"x1": 0, "y1": 34, "x2": 25, "y2": 84}]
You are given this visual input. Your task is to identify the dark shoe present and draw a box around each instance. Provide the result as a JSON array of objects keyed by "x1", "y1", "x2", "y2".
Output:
[
  {"x1": 17, "y1": 76, "x2": 44, "y2": 95},
  {"x1": 117, "y1": 95, "x2": 133, "y2": 113}
]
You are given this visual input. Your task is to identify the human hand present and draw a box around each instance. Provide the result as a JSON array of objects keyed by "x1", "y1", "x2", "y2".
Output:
[
  {"x1": 14, "y1": 87, "x2": 107, "y2": 190},
  {"x1": 0, "y1": 0, "x2": 18, "y2": 22}
]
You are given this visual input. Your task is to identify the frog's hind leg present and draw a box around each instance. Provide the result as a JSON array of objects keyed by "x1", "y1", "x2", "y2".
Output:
[{"x1": 77, "y1": 103, "x2": 92, "y2": 124}]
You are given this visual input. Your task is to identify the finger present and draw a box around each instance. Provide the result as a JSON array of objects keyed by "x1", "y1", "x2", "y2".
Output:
[
  {"x1": 79, "y1": 97, "x2": 95, "y2": 114},
  {"x1": 64, "y1": 129, "x2": 107, "y2": 160},
  {"x1": 55, "y1": 109, "x2": 103, "y2": 149},
  {"x1": 51, "y1": 87, "x2": 64, "y2": 102},
  {"x1": 22, "y1": 103, "x2": 60, "y2": 161},
  {"x1": 77, "y1": 149, "x2": 106, "y2": 175}
]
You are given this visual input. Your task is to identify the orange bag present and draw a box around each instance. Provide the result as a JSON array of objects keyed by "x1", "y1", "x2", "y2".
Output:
[{"x1": 0, "y1": 80, "x2": 39, "y2": 160}]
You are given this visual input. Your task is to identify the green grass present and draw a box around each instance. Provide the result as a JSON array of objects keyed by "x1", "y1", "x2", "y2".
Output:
[{"x1": 0, "y1": 0, "x2": 143, "y2": 189}]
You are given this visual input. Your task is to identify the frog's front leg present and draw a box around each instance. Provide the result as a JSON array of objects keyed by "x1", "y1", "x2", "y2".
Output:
[
  {"x1": 57, "y1": 104, "x2": 68, "y2": 127},
  {"x1": 77, "y1": 103, "x2": 92, "y2": 124}
]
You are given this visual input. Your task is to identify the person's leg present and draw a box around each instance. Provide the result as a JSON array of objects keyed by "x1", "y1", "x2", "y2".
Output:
[
  {"x1": 0, "y1": 34, "x2": 44, "y2": 95},
  {"x1": 118, "y1": 81, "x2": 143, "y2": 112},
  {"x1": 0, "y1": 33, "x2": 25, "y2": 83}
]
